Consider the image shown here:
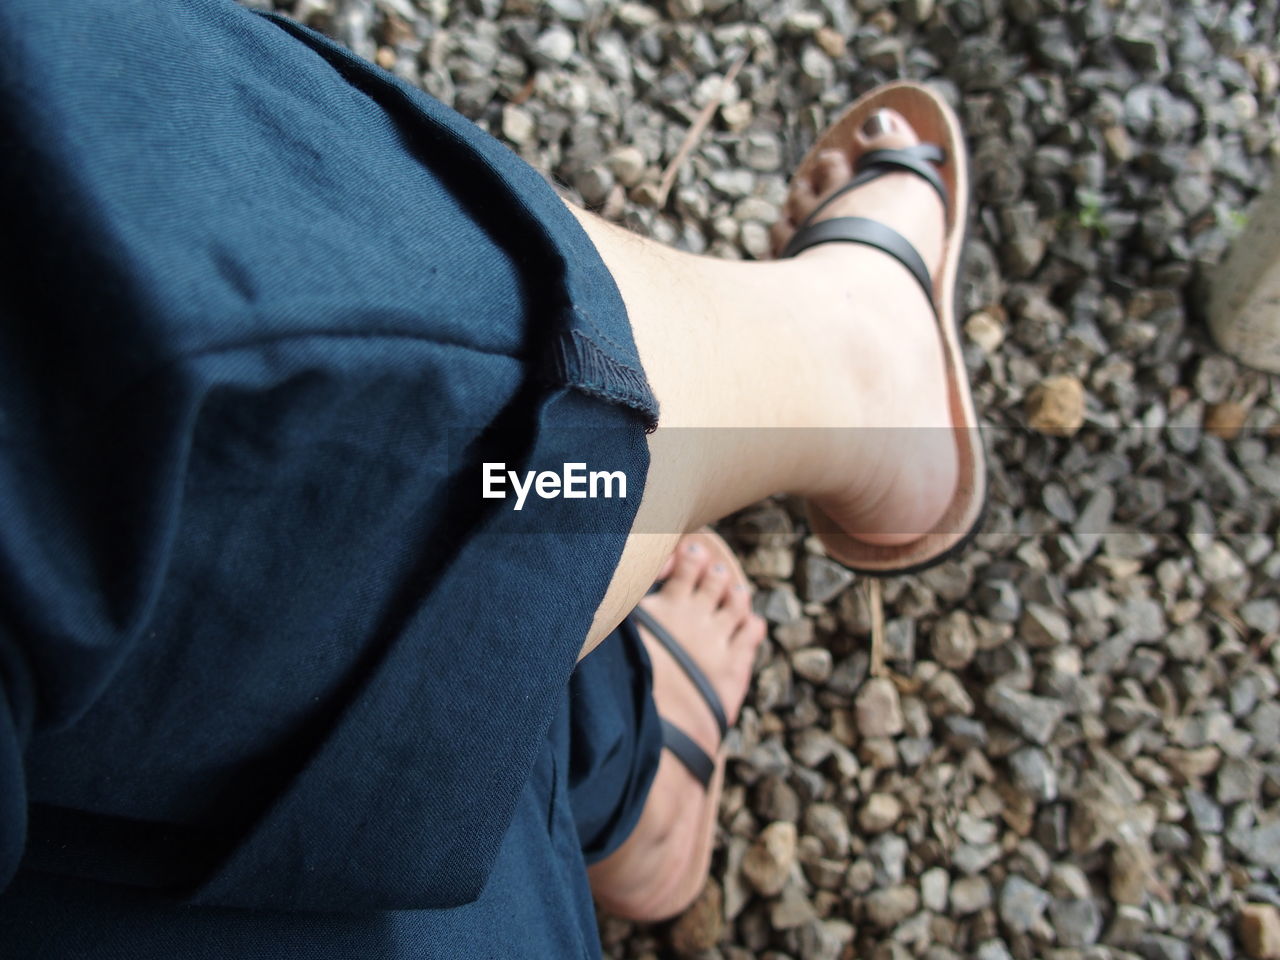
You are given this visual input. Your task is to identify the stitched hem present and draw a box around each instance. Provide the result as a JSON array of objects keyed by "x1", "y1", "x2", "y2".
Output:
[
  {"x1": 553, "y1": 328, "x2": 659, "y2": 433},
  {"x1": 257, "y1": 8, "x2": 661, "y2": 434}
]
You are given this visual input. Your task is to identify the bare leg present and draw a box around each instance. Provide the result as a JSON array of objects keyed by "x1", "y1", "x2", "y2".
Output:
[
  {"x1": 582, "y1": 110, "x2": 954, "y2": 918},
  {"x1": 581, "y1": 108, "x2": 953, "y2": 659}
]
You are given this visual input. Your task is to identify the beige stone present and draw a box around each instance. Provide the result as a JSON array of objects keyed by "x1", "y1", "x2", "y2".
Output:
[
  {"x1": 1104, "y1": 124, "x2": 1133, "y2": 163},
  {"x1": 1109, "y1": 840, "x2": 1151, "y2": 906},
  {"x1": 1027, "y1": 375, "x2": 1086, "y2": 436},
  {"x1": 1241, "y1": 902, "x2": 1280, "y2": 959},
  {"x1": 965, "y1": 310, "x2": 1005, "y2": 353},
  {"x1": 855, "y1": 677, "x2": 904, "y2": 738},
  {"x1": 501, "y1": 104, "x2": 536, "y2": 147},
  {"x1": 606, "y1": 146, "x2": 647, "y2": 188},
  {"x1": 858, "y1": 792, "x2": 903, "y2": 833},
  {"x1": 669, "y1": 879, "x2": 723, "y2": 955},
  {"x1": 815, "y1": 26, "x2": 846, "y2": 57},
  {"x1": 741, "y1": 821, "x2": 797, "y2": 896},
  {"x1": 720, "y1": 99, "x2": 753, "y2": 132},
  {"x1": 1159, "y1": 745, "x2": 1222, "y2": 781},
  {"x1": 1205, "y1": 401, "x2": 1249, "y2": 440},
  {"x1": 1210, "y1": 163, "x2": 1280, "y2": 372}
]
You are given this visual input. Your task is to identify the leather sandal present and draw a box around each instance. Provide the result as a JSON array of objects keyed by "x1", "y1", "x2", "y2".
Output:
[
  {"x1": 628, "y1": 604, "x2": 726, "y2": 788},
  {"x1": 627, "y1": 530, "x2": 749, "y2": 787},
  {"x1": 776, "y1": 80, "x2": 987, "y2": 577}
]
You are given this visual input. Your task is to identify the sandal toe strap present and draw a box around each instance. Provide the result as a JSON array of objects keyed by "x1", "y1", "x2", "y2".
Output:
[
  {"x1": 798, "y1": 142, "x2": 949, "y2": 230},
  {"x1": 779, "y1": 215, "x2": 934, "y2": 311},
  {"x1": 630, "y1": 605, "x2": 729, "y2": 792},
  {"x1": 660, "y1": 718, "x2": 716, "y2": 789},
  {"x1": 855, "y1": 145, "x2": 948, "y2": 210},
  {"x1": 629, "y1": 606, "x2": 729, "y2": 737}
]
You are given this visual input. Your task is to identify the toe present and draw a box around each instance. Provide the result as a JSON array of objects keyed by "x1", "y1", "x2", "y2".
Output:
[
  {"x1": 663, "y1": 538, "x2": 709, "y2": 596},
  {"x1": 723, "y1": 582, "x2": 753, "y2": 620},
  {"x1": 784, "y1": 176, "x2": 818, "y2": 225},
  {"x1": 694, "y1": 560, "x2": 731, "y2": 607},
  {"x1": 654, "y1": 552, "x2": 676, "y2": 582},
  {"x1": 776, "y1": 107, "x2": 934, "y2": 259},
  {"x1": 811, "y1": 149, "x2": 852, "y2": 196},
  {"x1": 854, "y1": 107, "x2": 919, "y2": 153},
  {"x1": 732, "y1": 613, "x2": 767, "y2": 652}
]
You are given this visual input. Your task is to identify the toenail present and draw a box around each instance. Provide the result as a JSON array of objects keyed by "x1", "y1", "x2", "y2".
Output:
[
  {"x1": 687, "y1": 542, "x2": 701, "y2": 554},
  {"x1": 713, "y1": 563, "x2": 726, "y2": 573},
  {"x1": 862, "y1": 110, "x2": 896, "y2": 138}
]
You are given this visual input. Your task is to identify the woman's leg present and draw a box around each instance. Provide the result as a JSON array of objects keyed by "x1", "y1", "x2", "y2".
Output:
[
  {"x1": 580, "y1": 108, "x2": 955, "y2": 919},
  {"x1": 581, "y1": 107, "x2": 954, "y2": 659}
]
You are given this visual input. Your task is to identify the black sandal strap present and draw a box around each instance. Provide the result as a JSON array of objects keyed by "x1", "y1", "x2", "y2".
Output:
[
  {"x1": 660, "y1": 718, "x2": 716, "y2": 789},
  {"x1": 857, "y1": 145, "x2": 948, "y2": 206},
  {"x1": 800, "y1": 143, "x2": 948, "y2": 229},
  {"x1": 779, "y1": 215, "x2": 934, "y2": 308},
  {"x1": 630, "y1": 606, "x2": 729, "y2": 738}
]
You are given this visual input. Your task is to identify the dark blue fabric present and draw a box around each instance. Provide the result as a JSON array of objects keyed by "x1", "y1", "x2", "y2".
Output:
[
  {"x1": 0, "y1": 0, "x2": 663, "y2": 955},
  {"x1": 2, "y1": 707, "x2": 600, "y2": 960},
  {"x1": 569, "y1": 618, "x2": 662, "y2": 867},
  {"x1": 2, "y1": 625, "x2": 662, "y2": 959}
]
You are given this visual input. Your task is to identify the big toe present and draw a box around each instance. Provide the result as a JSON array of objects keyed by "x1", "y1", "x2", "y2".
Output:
[
  {"x1": 662, "y1": 538, "x2": 710, "y2": 597},
  {"x1": 777, "y1": 109, "x2": 918, "y2": 231},
  {"x1": 853, "y1": 107, "x2": 920, "y2": 154},
  {"x1": 774, "y1": 106, "x2": 946, "y2": 269}
]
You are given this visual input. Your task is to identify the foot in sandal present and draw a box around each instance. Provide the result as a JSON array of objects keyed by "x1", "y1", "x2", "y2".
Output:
[
  {"x1": 772, "y1": 82, "x2": 985, "y2": 576},
  {"x1": 586, "y1": 532, "x2": 763, "y2": 921}
]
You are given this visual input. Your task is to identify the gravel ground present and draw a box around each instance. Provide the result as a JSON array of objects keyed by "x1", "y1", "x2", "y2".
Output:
[{"x1": 241, "y1": 1, "x2": 1280, "y2": 957}]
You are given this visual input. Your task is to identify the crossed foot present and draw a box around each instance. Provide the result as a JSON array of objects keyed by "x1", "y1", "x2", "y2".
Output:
[
  {"x1": 587, "y1": 532, "x2": 763, "y2": 921},
  {"x1": 589, "y1": 108, "x2": 958, "y2": 921}
]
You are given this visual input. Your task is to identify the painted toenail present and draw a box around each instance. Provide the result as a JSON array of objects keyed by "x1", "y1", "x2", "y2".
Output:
[
  {"x1": 862, "y1": 110, "x2": 896, "y2": 138},
  {"x1": 713, "y1": 563, "x2": 726, "y2": 573},
  {"x1": 687, "y1": 542, "x2": 701, "y2": 554}
]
